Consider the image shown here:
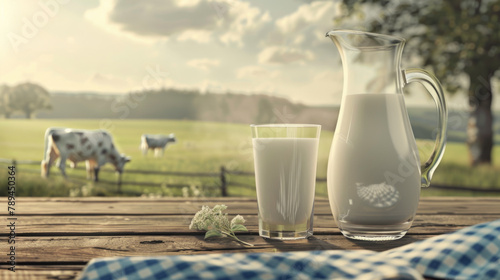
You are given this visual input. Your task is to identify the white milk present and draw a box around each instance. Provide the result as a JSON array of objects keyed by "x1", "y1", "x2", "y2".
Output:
[
  {"x1": 253, "y1": 138, "x2": 319, "y2": 225},
  {"x1": 327, "y1": 93, "x2": 421, "y2": 226}
]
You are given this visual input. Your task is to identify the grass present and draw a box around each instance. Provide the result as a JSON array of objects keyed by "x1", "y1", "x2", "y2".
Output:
[
  {"x1": 417, "y1": 140, "x2": 500, "y2": 191},
  {"x1": 0, "y1": 119, "x2": 498, "y2": 197}
]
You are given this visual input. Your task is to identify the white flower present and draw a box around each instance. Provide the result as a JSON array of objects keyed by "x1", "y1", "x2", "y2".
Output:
[
  {"x1": 188, "y1": 205, "x2": 253, "y2": 246},
  {"x1": 189, "y1": 205, "x2": 212, "y2": 230},
  {"x1": 231, "y1": 215, "x2": 246, "y2": 226},
  {"x1": 212, "y1": 204, "x2": 228, "y2": 213}
]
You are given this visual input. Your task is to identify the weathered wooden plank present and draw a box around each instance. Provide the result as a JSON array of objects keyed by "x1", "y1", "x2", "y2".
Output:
[
  {"x1": 3, "y1": 234, "x2": 435, "y2": 264},
  {"x1": 14, "y1": 197, "x2": 500, "y2": 204},
  {"x1": 6, "y1": 197, "x2": 500, "y2": 216},
  {"x1": 1, "y1": 197, "x2": 497, "y2": 280},
  {"x1": 6, "y1": 215, "x2": 500, "y2": 236}
]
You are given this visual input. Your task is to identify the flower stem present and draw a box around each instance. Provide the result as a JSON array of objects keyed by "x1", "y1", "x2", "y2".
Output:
[{"x1": 222, "y1": 230, "x2": 254, "y2": 247}]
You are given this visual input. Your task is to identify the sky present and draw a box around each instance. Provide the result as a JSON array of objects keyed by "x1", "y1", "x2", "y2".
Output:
[{"x1": 0, "y1": 0, "x2": 496, "y2": 109}]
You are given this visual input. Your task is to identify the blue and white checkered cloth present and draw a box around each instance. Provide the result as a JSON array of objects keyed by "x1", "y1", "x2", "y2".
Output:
[{"x1": 80, "y1": 219, "x2": 500, "y2": 280}]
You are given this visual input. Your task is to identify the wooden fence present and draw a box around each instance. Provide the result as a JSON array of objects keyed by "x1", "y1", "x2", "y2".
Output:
[
  {"x1": 1, "y1": 158, "x2": 499, "y2": 196},
  {"x1": 0, "y1": 158, "x2": 277, "y2": 196},
  {"x1": 0, "y1": 158, "x2": 257, "y2": 196}
]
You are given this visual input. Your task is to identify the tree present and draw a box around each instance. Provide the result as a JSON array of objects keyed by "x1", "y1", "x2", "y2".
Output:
[
  {"x1": 8, "y1": 82, "x2": 52, "y2": 118},
  {"x1": 0, "y1": 85, "x2": 13, "y2": 118},
  {"x1": 337, "y1": 0, "x2": 500, "y2": 165},
  {"x1": 255, "y1": 97, "x2": 274, "y2": 124}
]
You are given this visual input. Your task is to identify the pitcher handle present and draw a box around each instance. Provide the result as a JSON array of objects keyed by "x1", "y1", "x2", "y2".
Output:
[{"x1": 403, "y1": 68, "x2": 448, "y2": 187}]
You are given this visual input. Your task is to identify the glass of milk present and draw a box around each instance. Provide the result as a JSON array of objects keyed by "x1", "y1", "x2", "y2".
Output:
[{"x1": 251, "y1": 124, "x2": 321, "y2": 240}]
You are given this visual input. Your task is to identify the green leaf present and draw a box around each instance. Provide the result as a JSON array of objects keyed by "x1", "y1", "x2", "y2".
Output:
[
  {"x1": 231, "y1": 224, "x2": 248, "y2": 232},
  {"x1": 204, "y1": 229, "x2": 222, "y2": 239}
]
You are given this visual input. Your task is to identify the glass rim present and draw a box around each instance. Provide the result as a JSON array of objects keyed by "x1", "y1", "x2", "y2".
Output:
[
  {"x1": 250, "y1": 124, "x2": 321, "y2": 128},
  {"x1": 325, "y1": 29, "x2": 406, "y2": 46}
]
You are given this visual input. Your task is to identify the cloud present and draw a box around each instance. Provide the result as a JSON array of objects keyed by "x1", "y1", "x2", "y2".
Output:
[
  {"x1": 85, "y1": 0, "x2": 270, "y2": 45},
  {"x1": 262, "y1": 1, "x2": 341, "y2": 48},
  {"x1": 108, "y1": 0, "x2": 220, "y2": 36},
  {"x1": 236, "y1": 65, "x2": 279, "y2": 79},
  {"x1": 187, "y1": 58, "x2": 220, "y2": 71},
  {"x1": 177, "y1": 30, "x2": 212, "y2": 43},
  {"x1": 84, "y1": 0, "x2": 152, "y2": 43},
  {"x1": 276, "y1": 1, "x2": 338, "y2": 34},
  {"x1": 258, "y1": 46, "x2": 314, "y2": 64},
  {"x1": 218, "y1": 3, "x2": 271, "y2": 46},
  {"x1": 87, "y1": 73, "x2": 133, "y2": 91}
]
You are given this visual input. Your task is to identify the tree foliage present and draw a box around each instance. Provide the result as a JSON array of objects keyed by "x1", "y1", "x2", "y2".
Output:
[
  {"x1": 337, "y1": 0, "x2": 500, "y2": 165},
  {"x1": 338, "y1": 0, "x2": 500, "y2": 93},
  {"x1": 0, "y1": 85, "x2": 12, "y2": 118},
  {"x1": 0, "y1": 82, "x2": 52, "y2": 119}
]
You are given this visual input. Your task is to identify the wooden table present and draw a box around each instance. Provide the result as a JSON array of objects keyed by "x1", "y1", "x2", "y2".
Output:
[{"x1": 1, "y1": 197, "x2": 499, "y2": 279}]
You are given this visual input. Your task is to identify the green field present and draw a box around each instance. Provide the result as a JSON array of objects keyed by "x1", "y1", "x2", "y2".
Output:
[{"x1": 0, "y1": 119, "x2": 499, "y2": 197}]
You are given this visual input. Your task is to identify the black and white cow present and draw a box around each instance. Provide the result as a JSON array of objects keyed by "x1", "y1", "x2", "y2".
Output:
[
  {"x1": 41, "y1": 128, "x2": 131, "y2": 181},
  {"x1": 140, "y1": 133, "x2": 176, "y2": 157}
]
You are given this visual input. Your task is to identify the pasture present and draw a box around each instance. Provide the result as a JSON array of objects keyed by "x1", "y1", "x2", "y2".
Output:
[{"x1": 0, "y1": 119, "x2": 499, "y2": 197}]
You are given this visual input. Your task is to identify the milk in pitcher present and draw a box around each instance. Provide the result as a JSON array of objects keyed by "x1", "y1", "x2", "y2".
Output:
[{"x1": 327, "y1": 93, "x2": 421, "y2": 232}]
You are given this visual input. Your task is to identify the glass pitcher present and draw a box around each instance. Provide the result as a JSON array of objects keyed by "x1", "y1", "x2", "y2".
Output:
[{"x1": 326, "y1": 30, "x2": 447, "y2": 241}]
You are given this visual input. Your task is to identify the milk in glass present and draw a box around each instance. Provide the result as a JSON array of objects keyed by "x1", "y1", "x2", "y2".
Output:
[{"x1": 253, "y1": 138, "x2": 319, "y2": 226}]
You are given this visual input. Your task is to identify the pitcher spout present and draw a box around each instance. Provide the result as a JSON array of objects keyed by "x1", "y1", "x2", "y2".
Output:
[
  {"x1": 325, "y1": 30, "x2": 405, "y2": 49},
  {"x1": 326, "y1": 29, "x2": 406, "y2": 95}
]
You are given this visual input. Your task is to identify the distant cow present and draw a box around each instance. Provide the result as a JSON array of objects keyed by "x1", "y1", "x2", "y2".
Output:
[
  {"x1": 41, "y1": 128, "x2": 131, "y2": 181},
  {"x1": 140, "y1": 133, "x2": 176, "y2": 157}
]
